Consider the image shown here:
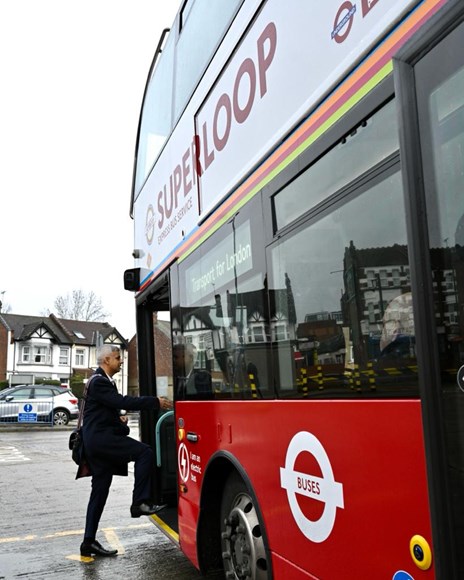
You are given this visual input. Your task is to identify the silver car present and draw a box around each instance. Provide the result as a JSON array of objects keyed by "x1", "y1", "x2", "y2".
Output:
[{"x1": 0, "y1": 385, "x2": 79, "y2": 425}]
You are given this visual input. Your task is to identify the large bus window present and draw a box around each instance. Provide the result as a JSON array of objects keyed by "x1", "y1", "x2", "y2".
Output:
[
  {"x1": 176, "y1": 198, "x2": 271, "y2": 400},
  {"x1": 134, "y1": 30, "x2": 175, "y2": 197},
  {"x1": 270, "y1": 153, "x2": 418, "y2": 398},
  {"x1": 274, "y1": 100, "x2": 399, "y2": 231},
  {"x1": 174, "y1": 0, "x2": 242, "y2": 122}
]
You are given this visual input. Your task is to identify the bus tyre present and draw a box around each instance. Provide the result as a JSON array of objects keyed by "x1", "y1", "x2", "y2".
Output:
[{"x1": 220, "y1": 471, "x2": 271, "y2": 580}]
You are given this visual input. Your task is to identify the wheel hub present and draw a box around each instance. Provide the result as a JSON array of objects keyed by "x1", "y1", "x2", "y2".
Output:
[{"x1": 222, "y1": 492, "x2": 268, "y2": 580}]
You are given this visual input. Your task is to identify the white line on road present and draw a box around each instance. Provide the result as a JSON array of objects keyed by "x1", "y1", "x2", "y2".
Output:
[{"x1": 0, "y1": 445, "x2": 30, "y2": 463}]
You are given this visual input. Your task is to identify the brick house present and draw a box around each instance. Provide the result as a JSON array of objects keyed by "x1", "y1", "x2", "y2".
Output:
[{"x1": 0, "y1": 313, "x2": 128, "y2": 393}]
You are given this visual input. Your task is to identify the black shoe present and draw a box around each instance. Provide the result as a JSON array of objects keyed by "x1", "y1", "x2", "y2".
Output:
[
  {"x1": 130, "y1": 502, "x2": 167, "y2": 518},
  {"x1": 80, "y1": 540, "x2": 118, "y2": 557}
]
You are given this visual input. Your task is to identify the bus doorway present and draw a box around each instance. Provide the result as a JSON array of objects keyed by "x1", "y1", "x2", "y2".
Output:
[{"x1": 135, "y1": 272, "x2": 179, "y2": 539}]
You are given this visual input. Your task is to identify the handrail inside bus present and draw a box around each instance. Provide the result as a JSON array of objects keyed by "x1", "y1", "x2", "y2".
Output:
[{"x1": 155, "y1": 410, "x2": 174, "y2": 467}]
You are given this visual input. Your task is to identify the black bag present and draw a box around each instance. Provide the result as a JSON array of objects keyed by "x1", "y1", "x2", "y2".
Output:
[
  {"x1": 68, "y1": 377, "x2": 95, "y2": 478},
  {"x1": 69, "y1": 428, "x2": 83, "y2": 465}
]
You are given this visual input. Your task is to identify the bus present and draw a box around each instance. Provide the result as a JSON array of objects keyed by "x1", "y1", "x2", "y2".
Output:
[{"x1": 124, "y1": 1, "x2": 464, "y2": 578}]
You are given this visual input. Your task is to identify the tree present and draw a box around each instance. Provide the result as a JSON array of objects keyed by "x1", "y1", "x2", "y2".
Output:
[
  {"x1": 0, "y1": 291, "x2": 11, "y2": 314},
  {"x1": 52, "y1": 290, "x2": 109, "y2": 321},
  {"x1": 0, "y1": 301, "x2": 11, "y2": 314}
]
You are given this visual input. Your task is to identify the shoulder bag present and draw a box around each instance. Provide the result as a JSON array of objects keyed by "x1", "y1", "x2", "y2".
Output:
[{"x1": 68, "y1": 376, "x2": 95, "y2": 477}]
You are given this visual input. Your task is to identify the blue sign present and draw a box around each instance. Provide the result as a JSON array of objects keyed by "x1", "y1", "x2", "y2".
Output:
[
  {"x1": 18, "y1": 413, "x2": 38, "y2": 422},
  {"x1": 19, "y1": 403, "x2": 37, "y2": 422},
  {"x1": 393, "y1": 572, "x2": 414, "y2": 580}
]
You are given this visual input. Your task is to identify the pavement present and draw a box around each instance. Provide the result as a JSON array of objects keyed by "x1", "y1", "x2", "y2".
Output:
[
  {"x1": 0, "y1": 414, "x2": 139, "y2": 432},
  {"x1": 0, "y1": 420, "x2": 77, "y2": 432}
]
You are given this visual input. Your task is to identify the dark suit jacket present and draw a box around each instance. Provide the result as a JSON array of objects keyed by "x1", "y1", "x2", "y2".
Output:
[{"x1": 82, "y1": 368, "x2": 159, "y2": 477}]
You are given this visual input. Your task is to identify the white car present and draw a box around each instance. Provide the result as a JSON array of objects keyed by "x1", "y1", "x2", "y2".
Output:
[{"x1": 0, "y1": 385, "x2": 79, "y2": 425}]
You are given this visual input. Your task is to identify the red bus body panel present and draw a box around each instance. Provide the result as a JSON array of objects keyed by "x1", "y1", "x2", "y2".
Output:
[{"x1": 176, "y1": 400, "x2": 433, "y2": 579}]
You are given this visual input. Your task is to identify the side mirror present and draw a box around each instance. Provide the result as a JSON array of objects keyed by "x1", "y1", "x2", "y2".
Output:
[{"x1": 124, "y1": 268, "x2": 140, "y2": 292}]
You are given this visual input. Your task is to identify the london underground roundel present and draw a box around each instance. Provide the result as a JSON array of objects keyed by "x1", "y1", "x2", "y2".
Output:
[{"x1": 280, "y1": 431, "x2": 344, "y2": 543}]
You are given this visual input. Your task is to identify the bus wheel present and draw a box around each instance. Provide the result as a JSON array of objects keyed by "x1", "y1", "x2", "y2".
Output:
[{"x1": 220, "y1": 471, "x2": 271, "y2": 580}]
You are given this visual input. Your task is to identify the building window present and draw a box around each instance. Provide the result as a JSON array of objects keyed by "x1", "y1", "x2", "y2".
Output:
[
  {"x1": 250, "y1": 325, "x2": 265, "y2": 343},
  {"x1": 273, "y1": 323, "x2": 288, "y2": 342},
  {"x1": 59, "y1": 348, "x2": 69, "y2": 365},
  {"x1": 75, "y1": 349, "x2": 85, "y2": 366},
  {"x1": 34, "y1": 346, "x2": 52, "y2": 364},
  {"x1": 21, "y1": 346, "x2": 31, "y2": 363}
]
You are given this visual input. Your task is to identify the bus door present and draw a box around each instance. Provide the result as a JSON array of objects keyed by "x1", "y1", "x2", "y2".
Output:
[
  {"x1": 135, "y1": 270, "x2": 179, "y2": 535},
  {"x1": 396, "y1": 4, "x2": 464, "y2": 577}
]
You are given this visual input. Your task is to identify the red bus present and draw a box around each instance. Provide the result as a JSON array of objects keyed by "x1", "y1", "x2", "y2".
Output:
[{"x1": 124, "y1": 1, "x2": 464, "y2": 577}]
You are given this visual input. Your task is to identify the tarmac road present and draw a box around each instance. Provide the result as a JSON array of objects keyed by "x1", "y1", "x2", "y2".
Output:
[{"x1": 0, "y1": 422, "x2": 223, "y2": 580}]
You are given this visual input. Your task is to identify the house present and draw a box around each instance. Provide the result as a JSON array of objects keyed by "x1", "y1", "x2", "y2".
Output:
[{"x1": 0, "y1": 313, "x2": 128, "y2": 393}]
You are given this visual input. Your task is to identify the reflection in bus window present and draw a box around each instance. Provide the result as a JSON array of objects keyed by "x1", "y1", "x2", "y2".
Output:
[
  {"x1": 176, "y1": 206, "x2": 271, "y2": 400},
  {"x1": 416, "y1": 37, "x2": 464, "y2": 574},
  {"x1": 270, "y1": 167, "x2": 419, "y2": 399},
  {"x1": 274, "y1": 100, "x2": 399, "y2": 231}
]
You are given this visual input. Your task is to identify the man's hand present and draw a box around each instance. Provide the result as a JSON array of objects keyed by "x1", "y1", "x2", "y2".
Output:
[{"x1": 159, "y1": 396, "x2": 173, "y2": 411}]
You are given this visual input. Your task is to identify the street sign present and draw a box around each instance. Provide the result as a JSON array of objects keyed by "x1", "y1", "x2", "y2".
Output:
[{"x1": 18, "y1": 403, "x2": 38, "y2": 422}]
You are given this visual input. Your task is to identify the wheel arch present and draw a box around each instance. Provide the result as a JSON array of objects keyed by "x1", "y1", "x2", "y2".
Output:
[
  {"x1": 53, "y1": 406, "x2": 70, "y2": 415},
  {"x1": 196, "y1": 451, "x2": 271, "y2": 576}
]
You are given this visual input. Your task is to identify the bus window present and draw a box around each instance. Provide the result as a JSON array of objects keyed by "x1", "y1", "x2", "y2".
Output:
[
  {"x1": 176, "y1": 197, "x2": 271, "y2": 399},
  {"x1": 134, "y1": 30, "x2": 175, "y2": 197},
  {"x1": 269, "y1": 118, "x2": 417, "y2": 398},
  {"x1": 274, "y1": 99, "x2": 399, "y2": 231},
  {"x1": 174, "y1": 0, "x2": 243, "y2": 122}
]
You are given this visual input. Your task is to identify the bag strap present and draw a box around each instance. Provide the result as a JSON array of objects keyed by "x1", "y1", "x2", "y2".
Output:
[{"x1": 76, "y1": 374, "x2": 97, "y2": 429}]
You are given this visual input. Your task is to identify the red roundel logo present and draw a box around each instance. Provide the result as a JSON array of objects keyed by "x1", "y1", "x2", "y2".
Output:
[
  {"x1": 331, "y1": 1, "x2": 356, "y2": 44},
  {"x1": 145, "y1": 204, "x2": 155, "y2": 245}
]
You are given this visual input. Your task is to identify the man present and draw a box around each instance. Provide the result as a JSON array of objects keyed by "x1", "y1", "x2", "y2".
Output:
[{"x1": 80, "y1": 344, "x2": 172, "y2": 557}]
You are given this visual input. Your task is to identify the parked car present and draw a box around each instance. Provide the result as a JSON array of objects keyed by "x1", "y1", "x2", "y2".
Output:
[{"x1": 0, "y1": 385, "x2": 79, "y2": 425}]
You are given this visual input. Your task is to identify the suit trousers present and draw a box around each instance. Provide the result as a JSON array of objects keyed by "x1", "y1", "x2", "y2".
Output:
[
  {"x1": 131, "y1": 441, "x2": 155, "y2": 505},
  {"x1": 84, "y1": 472, "x2": 113, "y2": 541},
  {"x1": 84, "y1": 441, "x2": 154, "y2": 540}
]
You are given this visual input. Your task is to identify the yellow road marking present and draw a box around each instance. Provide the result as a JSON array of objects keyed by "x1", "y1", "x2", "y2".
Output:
[
  {"x1": 0, "y1": 523, "x2": 151, "y2": 544},
  {"x1": 0, "y1": 534, "x2": 36, "y2": 543},
  {"x1": 65, "y1": 531, "x2": 123, "y2": 564},
  {"x1": 103, "y1": 528, "x2": 125, "y2": 555},
  {"x1": 66, "y1": 555, "x2": 94, "y2": 563}
]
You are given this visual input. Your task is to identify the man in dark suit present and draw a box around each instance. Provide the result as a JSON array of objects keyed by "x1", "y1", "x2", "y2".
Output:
[{"x1": 80, "y1": 344, "x2": 172, "y2": 557}]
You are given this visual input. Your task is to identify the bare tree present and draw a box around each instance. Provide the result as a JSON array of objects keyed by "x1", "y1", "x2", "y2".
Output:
[
  {"x1": 0, "y1": 291, "x2": 11, "y2": 314},
  {"x1": 0, "y1": 301, "x2": 11, "y2": 314},
  {"x1": 53, "y1": 290, "x2": 109, "y2": 321}
]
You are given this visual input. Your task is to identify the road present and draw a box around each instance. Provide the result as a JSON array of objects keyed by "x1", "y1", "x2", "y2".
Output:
[{"x1": 0, "y1": 423, "x2": 220, "y2": 580}]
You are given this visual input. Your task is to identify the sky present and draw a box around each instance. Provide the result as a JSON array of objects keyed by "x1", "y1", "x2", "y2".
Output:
[{"x1": 0, "y1": 1, "x2": 179, "y2": 339}]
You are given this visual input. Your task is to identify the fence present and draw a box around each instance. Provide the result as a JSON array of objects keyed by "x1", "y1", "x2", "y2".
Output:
[{"x1": 0, "y1": 400, "x2": 55, "y2": 426}]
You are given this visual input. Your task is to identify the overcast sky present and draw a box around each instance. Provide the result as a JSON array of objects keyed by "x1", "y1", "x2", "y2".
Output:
[{"x1": 1, "y1": 1, "x2": 179, "y2": 339}]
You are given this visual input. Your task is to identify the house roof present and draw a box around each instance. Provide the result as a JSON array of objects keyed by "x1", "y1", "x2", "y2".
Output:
[{"x1": 0, "y1": 313, "x2": 127, "y2": 347}]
